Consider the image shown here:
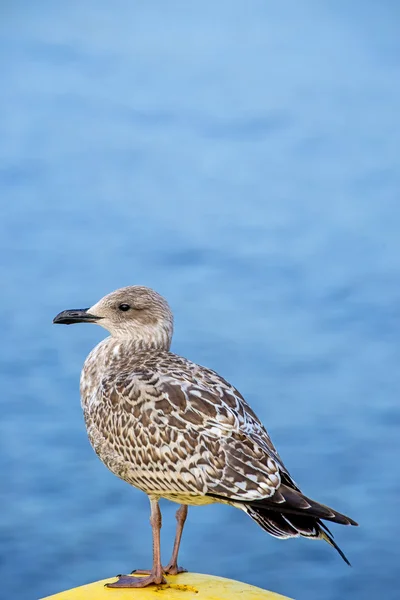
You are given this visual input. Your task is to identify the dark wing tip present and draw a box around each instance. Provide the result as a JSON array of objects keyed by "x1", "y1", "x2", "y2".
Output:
[{"x1": 321, "y1": 530, "x2": 352, "y2": 566}]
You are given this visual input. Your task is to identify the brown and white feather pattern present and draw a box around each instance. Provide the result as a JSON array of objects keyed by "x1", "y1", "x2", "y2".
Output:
[
  {"x1": 81, "y1": 335, "x2": 356, "y2": 558},
  {"x1": 81, "y1": 338, "x2": 287, "y2": 505},
  {"x1": 52, "y1": 284, "x2": 357, "y2": 569}
]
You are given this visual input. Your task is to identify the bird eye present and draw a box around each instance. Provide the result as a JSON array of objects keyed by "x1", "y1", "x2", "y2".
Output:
[{"x1": 118, "y1": 304, "x2": 131, "y2": 312}]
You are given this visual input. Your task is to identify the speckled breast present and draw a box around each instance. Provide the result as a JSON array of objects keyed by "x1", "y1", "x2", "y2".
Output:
[{"x1": 79, "y1": 339, "x2": 208, "y2": 500}]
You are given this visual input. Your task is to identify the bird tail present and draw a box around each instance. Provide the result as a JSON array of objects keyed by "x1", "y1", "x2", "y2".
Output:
[
  {"x1": 243, "y1": 504, "x2": 352, "y2": 565},
  {"x1": 208, "y1": 483, "x2": 357, "y2": 565}
]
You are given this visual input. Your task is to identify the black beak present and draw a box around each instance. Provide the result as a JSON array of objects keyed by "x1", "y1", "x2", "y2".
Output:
[{"x1": 53, "y1": 308, "x2": 102, "y2": 325}]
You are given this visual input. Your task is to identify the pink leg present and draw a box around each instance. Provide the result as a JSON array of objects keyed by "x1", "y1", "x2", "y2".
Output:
[
  {"x1": 133, "y1": 504, "x2": 188, "y2": 576},
  {"x1": 164, "y1": 504, "x2": 188, "y2": 575},
  {"x1": 107, "y1": 497, "x2": 166, "y2": 588}
]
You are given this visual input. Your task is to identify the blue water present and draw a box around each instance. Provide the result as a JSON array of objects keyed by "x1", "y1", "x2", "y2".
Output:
[{"x1": 1, "y1": 2, "x2": 400, "y2": 599}]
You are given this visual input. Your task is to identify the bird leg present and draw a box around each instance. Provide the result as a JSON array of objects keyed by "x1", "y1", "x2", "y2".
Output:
[
  {"x1": 133, "y1": 504, "x2": 188, "y2": 576},
  {"x1": 164, "y1": 504, "x2": 188, "y2": 574},
  {"x1": 107, "y1": 498, "x2": 166, "y2": 588}
]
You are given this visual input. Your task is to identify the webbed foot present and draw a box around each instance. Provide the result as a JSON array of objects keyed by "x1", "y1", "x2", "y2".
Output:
[{"x1": 106, "y1": 571, "x2": 166, "y2": 588}]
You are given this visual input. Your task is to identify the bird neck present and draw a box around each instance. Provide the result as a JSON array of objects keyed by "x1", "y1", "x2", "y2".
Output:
[{"x1": 110, "y1": 322, "x2": 172, "y2": 352}]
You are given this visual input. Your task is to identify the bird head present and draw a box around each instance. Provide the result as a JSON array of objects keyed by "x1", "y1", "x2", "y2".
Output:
[{"x1": 53, "y1": 286, "x2": 174, "y2": 349}]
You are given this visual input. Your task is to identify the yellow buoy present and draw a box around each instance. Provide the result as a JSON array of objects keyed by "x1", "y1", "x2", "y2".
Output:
[{"x1": 41, "y1": 572, "x2": 292, "y2": 599}]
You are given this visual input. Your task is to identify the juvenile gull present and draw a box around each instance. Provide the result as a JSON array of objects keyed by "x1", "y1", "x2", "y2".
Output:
[{"x1": 53, "y1": 286, "x2": 357, "y2": 588}]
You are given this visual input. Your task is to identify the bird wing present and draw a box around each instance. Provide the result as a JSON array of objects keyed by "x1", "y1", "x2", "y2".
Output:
[
  {"x1": 157, "y1": 367, "x2": 299, "y2": 501},
  {"x1": 157, "y1": 363, "x2": 357, "y2": 527},
  {"x1": 99, "y1": 354, "x2": 299, "y2": 502}
]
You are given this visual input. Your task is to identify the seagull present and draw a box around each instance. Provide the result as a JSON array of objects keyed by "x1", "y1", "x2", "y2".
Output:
[{"x1": 53, "y1": 285, "x2": 357, "y2": 588}]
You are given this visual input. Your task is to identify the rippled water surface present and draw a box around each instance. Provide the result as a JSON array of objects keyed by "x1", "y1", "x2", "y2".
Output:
[{"x1": 1, "y1": 2, "x2": 400, "y2": 599}]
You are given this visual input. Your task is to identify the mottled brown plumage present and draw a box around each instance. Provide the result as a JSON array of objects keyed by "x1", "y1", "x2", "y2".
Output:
[{"x1": 53, "y1": 285, "x2": 357, "y2": 588}]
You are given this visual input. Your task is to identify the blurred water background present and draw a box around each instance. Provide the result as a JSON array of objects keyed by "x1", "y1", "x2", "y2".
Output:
[{"x1": 1, "y1": 2, "x2": 400, "y2": 599}]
